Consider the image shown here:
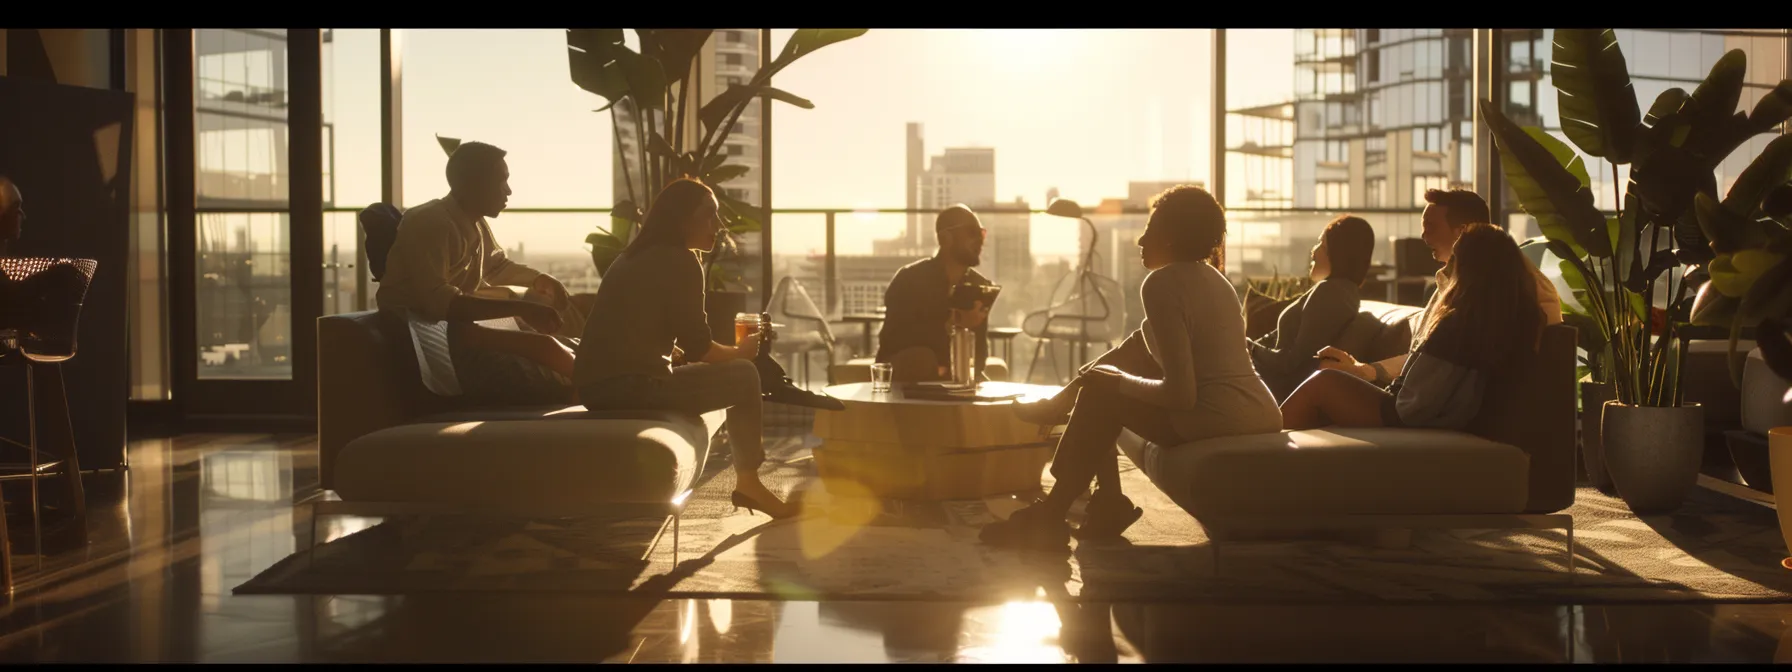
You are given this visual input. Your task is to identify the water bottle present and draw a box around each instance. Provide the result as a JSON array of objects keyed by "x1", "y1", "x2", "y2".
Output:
[{"x1": 949, "y1": 325, "x2": 975, "y2": 387}]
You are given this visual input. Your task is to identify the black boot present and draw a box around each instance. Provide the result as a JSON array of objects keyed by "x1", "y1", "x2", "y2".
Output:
[
  {"x1": 979, "y1": 500, "x2": 1072, "y2": 554},
  {"x1": 1072, "y1": 489, "x2": 1143, "y2": 540},
  {"x1": 754, "y1": 321, "x2": 845, "y2": 412}
]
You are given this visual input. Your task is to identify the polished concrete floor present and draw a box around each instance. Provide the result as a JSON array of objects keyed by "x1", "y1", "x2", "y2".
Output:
[{"x1": 2, "y1": 433, "x2": 1792, "y2": 662}]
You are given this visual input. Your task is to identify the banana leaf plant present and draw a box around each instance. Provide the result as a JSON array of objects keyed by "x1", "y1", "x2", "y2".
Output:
[
  {"x1": 566, "y1": 28, "x2": 868, "y2": 291},
  {"x1": 1480, "y1": 29, "x2": 1792, "y2": 406}
]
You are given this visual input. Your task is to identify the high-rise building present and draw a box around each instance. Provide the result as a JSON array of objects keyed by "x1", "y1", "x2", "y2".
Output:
[
  {"x1": 612, "y1": 30, "x2": 764, "y2": 294},
  {"x1": 881, "y1": 123, "x2": 1031, "y2": 281},
  {"x1": 612, "y1": 30, "x2": 761, "y2": 208}
]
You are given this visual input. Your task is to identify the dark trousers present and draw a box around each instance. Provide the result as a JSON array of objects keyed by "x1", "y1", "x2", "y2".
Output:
[{"x1": 1043, "y1": 332, "x2": 1185, "y2": 510}]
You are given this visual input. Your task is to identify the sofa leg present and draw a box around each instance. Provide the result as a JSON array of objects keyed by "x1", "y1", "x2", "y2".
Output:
[{"x1": 1565, "y1": 526, "x2": 1576, "y2": 585}]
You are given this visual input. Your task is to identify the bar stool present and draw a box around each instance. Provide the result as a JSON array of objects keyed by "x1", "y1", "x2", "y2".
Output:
[{"x1": 1, "y1": 257, "x2": 97, "y2": 592}]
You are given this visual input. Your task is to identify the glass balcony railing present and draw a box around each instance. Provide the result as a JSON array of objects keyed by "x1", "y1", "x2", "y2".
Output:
[{"x1": 318, "y1": 205, "x2": 1439, "y2": 386}]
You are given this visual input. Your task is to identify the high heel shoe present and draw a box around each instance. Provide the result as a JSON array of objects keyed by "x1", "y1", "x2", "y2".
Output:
[{"x1": 731, "y1": 489, "x2": 803, "y2": 520}]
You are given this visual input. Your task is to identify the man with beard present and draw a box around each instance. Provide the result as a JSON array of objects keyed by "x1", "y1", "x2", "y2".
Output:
[{"x1": 874, "y1": 204, "x2": 996, "y2": 382}]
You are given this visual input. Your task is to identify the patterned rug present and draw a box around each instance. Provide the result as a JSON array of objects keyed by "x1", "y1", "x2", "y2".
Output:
[{"x1": 237, "y1": 436, "x2": 1792, "y2": 604}]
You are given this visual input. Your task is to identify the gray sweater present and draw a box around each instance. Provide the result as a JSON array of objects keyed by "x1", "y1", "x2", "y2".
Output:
[
  {"x1": 1249, "y1": 279, "x2": 1361, "y2": 401},
  {"x1": 572, "y1": 244, "x2": 713, "y2": 387},
  {"x1": 1115, "y1": 261, "x2": 1284, "y2": 440}
]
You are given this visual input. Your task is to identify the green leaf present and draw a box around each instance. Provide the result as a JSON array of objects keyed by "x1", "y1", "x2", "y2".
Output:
[
  {"x1": 567, "y1": 29, "x2": 632, "y2": 104},
  {"x1": 700, "y1": 152, "x2": 727, "y2": 176},
  {"x1": 436, "y1": 134, "x2": 461, "y2": 156},
  {"x1": 1551, "y1": 29, "x2": 1641, "y2": 163},
  {"x1": 1711, "y1": 249, "x2": 1787, "y2": 298},
  {"x1": 759, "y1": 86, "x2": 815, "y2": 110},
  {"x1": 1558, "y1": 257, "x2": 1599, "y2": 314},
  {"x1": 587, "y1": 230, "x2": 628, "y2": 276},
  {"x1": 1644, "y1": 88, "x2": 1689, "y2": 127},
  {"x1": 637, "y1": 29, "x2": 713, "y2": 85},
  {"x1": 1482, "y1": 101, "x2": 1612, "y2": 258},
  {"x1": 699, "y1": 84, "x2": 819, "y2": 135},
  {"x1": 1734, "y1": 258, "x2": 1792, "y2": 381},
  {"x1": 617, "y1": 49, "x2": 669, "y2": 111},
  {"x1": 1688, "y1": 49, "x2": 1748, "y2": 134},
  {"x1": 705, "y1": 163, "x2": 751, "y2": 184},
  {"x1": 1690, "y1": 281, "x2": 1741, "y2": 326},
  {"x1": 1723, "y1": 134, "x2": 1792, "y2": 216},
  {"x1": 1697, "y1": 191, "x2": 1759, "y2": 255},
  {"x1": 717, "y1": 192, "x2": 762, "y2": 232},
  {"x1": 1562, "y1": 310, "x2": 1609, "y2": 352},
  {"x1": 1750, "y1": 80, "x2": 1792, "y2": 134},
  {"x1": 1523, "y1": 127, "x2": 1591, "y2": 187},
  {"x1": 772, "y1": 29, "x2": 869, "y2": 70}
]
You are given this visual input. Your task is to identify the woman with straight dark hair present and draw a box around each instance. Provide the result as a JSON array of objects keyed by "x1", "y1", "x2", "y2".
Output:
[
  {"x1": 983, "y1": 185, "x2": 1283, "y2": 551},
  {"x1": 1249, "y1": 214, "x2": 1376, "y2": 401},
  {"x1": 1278, "y1": 223, "x2": 1543, "y2": 431},
  {"x1": 574, "y1": 178, "x2": 798, "y2": 519}
]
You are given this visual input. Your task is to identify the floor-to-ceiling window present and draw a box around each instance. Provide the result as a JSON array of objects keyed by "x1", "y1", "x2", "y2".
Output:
[
  {"x1": 1498, "y1": 29, "x2": 1789, "y2": 237},
  {"x1": 1226, "y1": 29, "x2": 1476, "y2": 284},
  {"x1": 193, "y1": 28, "x2": 294, "y2": 381},
  {"x1": 767, "y1": 29, "x2": 1216, "y2": 381}
]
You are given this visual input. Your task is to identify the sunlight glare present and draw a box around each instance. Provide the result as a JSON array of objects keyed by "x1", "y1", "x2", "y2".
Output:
[{"x1": 957, "y1": 599, "x2": 1066, "y2": 663}]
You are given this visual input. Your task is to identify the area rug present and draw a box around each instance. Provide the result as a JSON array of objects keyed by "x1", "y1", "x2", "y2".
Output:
[{"x1": 237, "y1": 436, "x2": 1792, "y2": 604}]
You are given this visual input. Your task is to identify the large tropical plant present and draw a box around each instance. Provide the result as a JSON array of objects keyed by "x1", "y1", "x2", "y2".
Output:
[
  {"x1": 566, "y1": 28, "x2": 867, "y2": 291},
  {"x1": 1480, "y1": 29, "x2": 1792, "y2": 405}
]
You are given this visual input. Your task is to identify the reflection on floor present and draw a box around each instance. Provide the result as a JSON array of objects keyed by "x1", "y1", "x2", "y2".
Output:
[{"x1": 1, "y1": 433, "x2": 1791, "y2": 662}]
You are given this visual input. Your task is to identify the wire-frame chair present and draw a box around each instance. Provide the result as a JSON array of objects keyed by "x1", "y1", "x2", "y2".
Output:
[{"x1": 1, "y1": 258, "x2": 97, "y2": 592}]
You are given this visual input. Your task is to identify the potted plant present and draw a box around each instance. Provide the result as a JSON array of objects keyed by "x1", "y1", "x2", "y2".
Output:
[
  {"x1": 1481, "y1": 29, "x2": 1792, "y2": 514},
  {"x1": 1240, "y1": 271, "x2": 1314, "y2": 340},
  {"x1": 565, "y1": 28, "x2": 866, "y2": 340}
]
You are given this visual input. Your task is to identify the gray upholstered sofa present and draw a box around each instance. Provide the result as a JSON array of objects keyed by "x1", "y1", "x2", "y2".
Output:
[
  {"x1": 1117, "y1": 300, "x2": 1580, "y2": 570},
  {"x1": 315, "y1": 310, "x2": 724, "y2": 557}
]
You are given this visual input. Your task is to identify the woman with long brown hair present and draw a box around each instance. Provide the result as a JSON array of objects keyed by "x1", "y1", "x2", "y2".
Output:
[
  {"x1": 1249, "y1": 214, "x2": 1376, "y2": 401},
  {"x1": 574, "y1": 178, "x2": 799, "y2": 519},
  {"x1": 982, "y1": 185, "x2": 1283, "y2": 551},
  {"x1": 1279, "y1": 223, "x2": 1543, "y2": 430}
]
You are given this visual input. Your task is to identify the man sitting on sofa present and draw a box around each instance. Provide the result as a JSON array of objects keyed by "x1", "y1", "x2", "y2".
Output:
[
  {"x1": 1316, "y1": 188, "x2": 1563, "y2": 386},
  {"x1": 374, "y1": 141, "x2": 579, "y2": 405},
  {"x1": 875, "y1": 204, "x2": 995, "y2": 382},
  {"x1": 373, "y1": 141, "x2": 845, "y2": 411}
]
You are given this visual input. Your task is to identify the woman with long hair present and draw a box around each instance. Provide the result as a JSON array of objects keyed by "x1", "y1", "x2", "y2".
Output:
[
  {"x1": 574, "y1": 178, "x2": 798, "y2": 519},
  {"x1": 1249, "y1": 214, "x2": 1376, "y2": 401},
  {"x1": 982, "y1": 185, "x2": 1283, "y2": 551},
  {"x1": 1279, "y1": 223, "x2": 1543, "y2": 431}
]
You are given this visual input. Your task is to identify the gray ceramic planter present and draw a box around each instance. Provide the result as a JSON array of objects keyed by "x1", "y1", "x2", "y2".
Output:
[
  {"x1": 1602, "y1": 401, "x2": 1705, "y2": 515},
  {"x1": 1580, "y1": 381, "x2": 1617, "y2": 495}
]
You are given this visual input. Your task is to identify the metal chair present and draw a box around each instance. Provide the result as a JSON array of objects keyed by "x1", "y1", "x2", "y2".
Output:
[
  {"x1": 766, "y1": 276, "x2": 836, "y2": 388},
  {"x1": 1021, "y1": 268, "x2": 1124, "y2": 384},
  {"x1": 1, "y1": 258, "x2": 97, "y2": 589}
]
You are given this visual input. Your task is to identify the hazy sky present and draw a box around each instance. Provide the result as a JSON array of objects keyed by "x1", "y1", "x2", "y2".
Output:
[{"x1": 324, "y1": 29, "x2": 1297, "y2": 258}]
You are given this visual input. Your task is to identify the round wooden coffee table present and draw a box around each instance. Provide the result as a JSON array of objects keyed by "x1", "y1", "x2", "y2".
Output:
[{"x1": 811, "y1": 381, "x2": 1063, "y2": 501}]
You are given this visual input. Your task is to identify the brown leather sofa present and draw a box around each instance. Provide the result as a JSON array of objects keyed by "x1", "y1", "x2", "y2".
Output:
[
  {"x1": 1118, "y1": 300, "x2": 1579, "y2": 551},
  {"x1": 316, "y1": 310, "x2": 724, "y2": 527}
]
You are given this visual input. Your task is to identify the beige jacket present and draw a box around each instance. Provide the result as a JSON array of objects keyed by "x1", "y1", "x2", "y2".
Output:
[{"x1": 374, "y1": 195, "x2": 543, "y2": 323}]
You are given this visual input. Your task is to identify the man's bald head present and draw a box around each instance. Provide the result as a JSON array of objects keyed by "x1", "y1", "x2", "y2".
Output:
[{"x1": 0, "y1": 176, "x2": 23, "y2": 242}]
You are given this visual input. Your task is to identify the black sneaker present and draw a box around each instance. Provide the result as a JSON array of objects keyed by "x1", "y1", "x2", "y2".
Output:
[
  {"x1": 752, "y1": 340, "x2": 845, "y2": 411},
  {"x1": 764, "y1": 377, "x2": 846, "y2": 411},
  {"x1": 979, "y1": 500, "x2": 1072, "y2": 553},
  {"x1": 1073, "y1": 490, "x2": 1143, "y2": 540}
]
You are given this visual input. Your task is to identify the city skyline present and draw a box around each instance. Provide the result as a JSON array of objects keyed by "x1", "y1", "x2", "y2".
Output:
[{"x1": 325, "y1": 29, "x2": 1265, "y2": 260}]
